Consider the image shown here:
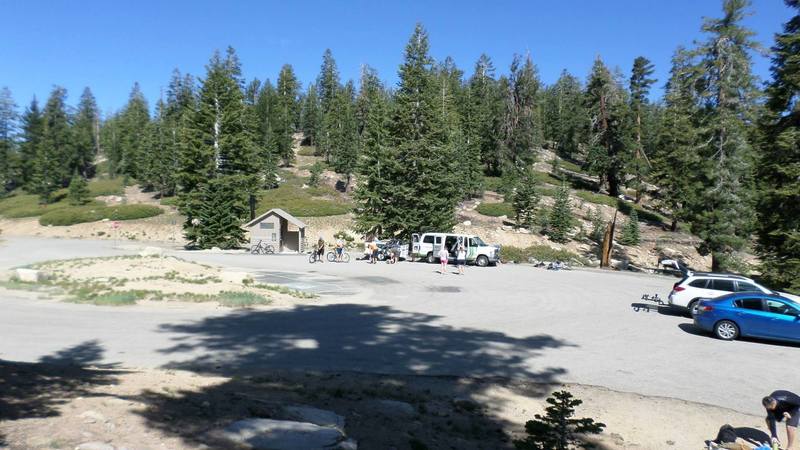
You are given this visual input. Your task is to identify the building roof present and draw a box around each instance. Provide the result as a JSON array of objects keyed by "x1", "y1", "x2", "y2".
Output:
[{"x1": 244, "y1": 208, "x2": 307, "y2": 229}]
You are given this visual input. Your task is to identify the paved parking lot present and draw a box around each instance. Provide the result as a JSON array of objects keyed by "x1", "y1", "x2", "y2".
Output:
[{"x1": 0, "y1": 237, "x2": 797, "y2": 415}]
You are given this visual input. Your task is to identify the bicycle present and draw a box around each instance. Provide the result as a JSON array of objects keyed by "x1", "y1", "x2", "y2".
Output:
[
  {"x1": 327, "y1": 250, "x2": 351, "y2": 263},
  {"x1": 308, "y1": 250, "x2": 325, "y2": 263},
  {"x1": 250, "y1": 240, "x2": 275, "y2": 255}
]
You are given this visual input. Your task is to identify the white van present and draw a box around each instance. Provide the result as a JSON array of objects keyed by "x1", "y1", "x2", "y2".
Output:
[{"x1": 412, "y1": 232, "x2": 500, "y2": 267}]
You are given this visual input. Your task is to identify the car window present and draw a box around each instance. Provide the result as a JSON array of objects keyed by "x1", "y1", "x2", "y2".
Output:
[
  {"x1": 709, "y1": 279, "x2": 736, "y2": 292},
  {"x1": 735, "y1": 299, "x2": 763, "y2": 311},
  {"x1": 434, "y1": 236, "x2": 442, "y2": 244},
  {"x1": 736, "y1": 282, "x2": 761, "y2": 292},
  {"x1": 766, "y1": 300, "x2": 797, "y2": 316},
  {"x1": 468, "y1": 238, "x2": 476, "y2": 247},
  {"x1": 689, "y1": 279, "x2": 708, "y2": 288},
  {"x1": 423, "y1": 236, "x2": 434, "y2": 244}
]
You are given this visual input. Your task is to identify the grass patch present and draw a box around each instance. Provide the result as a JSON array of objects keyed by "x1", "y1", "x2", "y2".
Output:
[
  {"x1": 297, "y1": 146, "x2": 318, "y2": 156},
  {"x1": 253, "y1": 283, "x2": 318, "y2": 299},
  {"x1": 87, "y1": 177, "x2": 125, "y2": 196},
  {"x1": 556, "y1": 159, "x2": 585, "y2": 174},
  {"x1": 39, "y1": 204, "x2": 162, "y2": 226},
  {"x1": 160, "y1": 196, "x2": 180, "y2": 207},
  {"x1": 217, "y1": 291, "x2": 272, "y2": 307},
  {"x1": 500, "y1": 245, "x2": 587, "y2": 265},
  {"x1": 476, "y1": 202, "x2": 514, "y2": 217},
  {"x1": 0, "y1": 279, "x2": 50, "y2": 291},
  {"x1": 75, "y1": 290, "x2": 142, "y2": 306},
  {"x1": 257, "y1": 169, "x2": 352, "y2": 217},
  {"x1": 533, "y1": 171, "x2": 562, "y2": 186}
]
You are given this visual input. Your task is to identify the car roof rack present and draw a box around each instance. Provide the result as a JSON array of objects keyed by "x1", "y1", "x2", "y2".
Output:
[{"x1": 691, "y1": 272, "x2": 750, "y2": 280}]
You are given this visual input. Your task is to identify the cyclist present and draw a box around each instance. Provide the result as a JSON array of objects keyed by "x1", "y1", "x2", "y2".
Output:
[
  {"x1": 335, "y1": 237, "x2": 345, "y2": 262},
  {"x1": 316, "y1": 236, "x2": 325, "y2": 263}
]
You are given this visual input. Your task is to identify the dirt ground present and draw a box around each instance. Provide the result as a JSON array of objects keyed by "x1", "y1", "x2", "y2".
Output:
[
  {"x1": 0, "y1": 361, "x2": 770, "y2": 450},
  {"x1": 14, "y1": 255, "x2": 316, "y2": 307}
]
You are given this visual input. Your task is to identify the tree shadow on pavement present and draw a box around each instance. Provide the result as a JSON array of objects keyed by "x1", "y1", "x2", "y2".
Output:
[
  {"x1": 0, "y1": 340, "x2": 120, "y2": 445},
  {"x1": 135, "y1": 303, "x2": 576, "y2": 449}
]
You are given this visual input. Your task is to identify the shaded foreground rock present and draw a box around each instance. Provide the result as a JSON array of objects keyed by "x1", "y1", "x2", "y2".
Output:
[
  {"x1": 217, "y1": 418, "x2": 347, "y2": 450},
  {"x1": 282, "y1": 405, "x2": 345, "y2": 430}
]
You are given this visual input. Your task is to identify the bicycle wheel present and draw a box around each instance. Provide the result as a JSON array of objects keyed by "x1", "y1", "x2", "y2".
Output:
[
  {"x1": 250, "y1": 246, "x2": 260, "y2": 255},
  {"x1": 327, "y1": 251, "x2": 336, "y2": 262},
  {"x1": 342, "y1": 253, "x2": 351, "y2": 263},
  {"x1": 265, "y1": 245, "x2": 274, "y2": 254},
  {"x1": 308, "y1": 253, "x2": 316, "y2": 264}
]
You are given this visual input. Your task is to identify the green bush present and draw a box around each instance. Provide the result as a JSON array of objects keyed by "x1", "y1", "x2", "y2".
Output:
[
  {"x1": 160, "y1": 196, "x2": 180, "y2": 207},
  {"x1": 217, "y1": 291, "x2": 271, "y2": 307},
  {"x1": 39, "y1": 204, "x2": 162, "y2": 226},
  {"x1": 88, "y1": 177, "x2": 125, "y2": 196},
  {"x1": 476, "y1": 202, "x2": 514, "y2": 217},
  {"x1": 500, "y1": 245, "x2": 585, "y2": 264}
]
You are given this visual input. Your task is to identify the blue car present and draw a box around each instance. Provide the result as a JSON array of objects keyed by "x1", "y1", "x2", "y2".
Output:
[{"x1": 693, "y1": 292, "x2": 800, "y2": 343}]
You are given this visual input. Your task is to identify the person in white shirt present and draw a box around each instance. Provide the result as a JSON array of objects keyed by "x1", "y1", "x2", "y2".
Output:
[
  {"x1": 437, "y1": 246, "x2": 449, "y2": 274},
  {"x1": 456, "y1": 242, "x2": 467, "y2": 275}
]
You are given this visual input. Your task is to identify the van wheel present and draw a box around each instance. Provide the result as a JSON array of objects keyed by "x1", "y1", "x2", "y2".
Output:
[
  {"x1": 714, "y1": 320, "x2": 739, "y2": 341},
  {"x1": 426, "y1": 252, "x2": 435, "y2": 264},
  {"x1": 476, "y1": 255, "x2": 489, "y2": 267}
]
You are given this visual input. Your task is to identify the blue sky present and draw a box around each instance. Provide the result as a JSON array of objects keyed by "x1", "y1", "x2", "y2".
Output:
[{"x1": 0, "y1": 0, "x2": 793, "y2": 115}]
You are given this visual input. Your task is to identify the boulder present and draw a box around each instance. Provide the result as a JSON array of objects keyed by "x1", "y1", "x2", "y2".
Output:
[
  {"x1": 283, "y1": 405, "x2": 345, "y2": 430},
  {"x1": 221, "y1": 271, "x2": 250, "y2": 284},
  {"x1": 218, "y1": 418, "x2": 345, "y2": 450},
  {"x1": 462, "y1": 220, "x2": 472, "y2": 226},
  {"x1": 138, "y1": 246, "x2": 164, "y2": 258},
  {"x1": 15, "y1": 268, "x2": 47, "y2": 283}
]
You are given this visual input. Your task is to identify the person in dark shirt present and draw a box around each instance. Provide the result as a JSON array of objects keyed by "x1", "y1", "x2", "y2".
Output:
[{"x1": 763, "y1": 390, "x2": 800, "y2": 449}]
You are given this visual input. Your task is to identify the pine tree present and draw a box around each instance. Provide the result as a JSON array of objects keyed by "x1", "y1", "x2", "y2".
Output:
[
  {"x1": 33, "y1": 86, "x2": 72, "y2": 202},
  {"x1": 0, "y1": 87, "x2": 17, "y2": 192},
  {"x1": 19, "y1": 97, "x2": 43, "y2": 187},
  {"x1": 513, "y1": 390, "x2": 605, "y2": 450},
  {"x1": 513, "y1": 168, "x2": 540, "y2": 229},
  {"x1": 619, "y1": 208, "x2": 641, "y2": 246},
  {"x1": 466, "y1": 54, "x2": 503, "y2": 175},
  {"x1": 501, "y1": 54, "x2": 542, "y2": 171},
  {"x1": 548, "y1": 183, "x2": 573, "y2": 243},
  {"x1": 116, "y1": 83, "x2": 150, "y2": 178},
  {"x1": 690, "y1": 0, "x2": 761, "y2": 271},
  {"x1": 178, "y1": 48, "x2": 259, "y2": 247},
  {"x1": 587, "y1": 206, "x2": 605, "y2": 243},
  {"x1": 652, "y1": 48, "x2": 703, "y2": 232},
  {"x1": 192, "y1": 176, "x2": 249, "y2": 249},
  {"x1": 628, "y1": 57, "x2": 657, "y2": 202},
  {"x1": 67, "y1": 173, "x2": 90, "y2": 205},
  {"x1": 756, "y1": 0, "x2": 800, "y2": 293},
  {"x1": 274, "y1": 64, "x2": 300, "y2": 165},
  {"x1": 328, "y1": 80, "x2": 358, "y2": 187},
  {"x1": 542, "y1": 70, "x2": 586, "y2": 160},
  {"x1": 253, "y1": 79, "x2": 279, "y2": 184},
  {"x1": 72, "y1": 87, "x2": 99, "y2": 178},
  {"x1": 585, "y1": 57, "x2": 632, "y2": 197},
  {"x1": 317, "y1": 49, "x2": 341, "y2": 162},
  {"x1": 353, "y1": 70, "x2": 395, "y2": 235},
  {"x1": 301, "y1": 83, "x2": 321, "y2": 146}
]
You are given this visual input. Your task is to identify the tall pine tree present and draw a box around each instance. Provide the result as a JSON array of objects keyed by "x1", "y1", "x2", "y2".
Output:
[
  {"x1": 0, "y1": 87, "x2": 17, "y2": 192},
  {"x1": 756, "y1": 0, "x2": 800, "y2": 292},
  {"x1": 72, "y1": 87, "x2": 99, "y2": 178},
  {"x1": 33, "y1": 86, "x2": 72, "y2": 202},
  {"x1": 19, "y1": 97, "x2": 43, "y2": 187},
  {"x1": 628, "y1": 56, "x2": 657, "y2": 202},
  {"x1": 500, "y1": 54, "x2": 542, "y2": 171},
  {"x1": 690, "y1": 0, "x2": 761, "y2": 271}
]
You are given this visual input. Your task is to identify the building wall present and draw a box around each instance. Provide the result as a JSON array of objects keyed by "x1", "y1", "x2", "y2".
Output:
[{"x1": 249, "y1": 214, "x2": 281, "y2": 245}]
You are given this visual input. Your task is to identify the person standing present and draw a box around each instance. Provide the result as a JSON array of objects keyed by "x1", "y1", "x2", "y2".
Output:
[
  {"x1": 369, "y1": 240, "x2": 379, "y2": 264},
  {"x1": 763, "y1": 390, "x2": 800, "y2": 450},
  {"x1": 335, "y1": 237, "x2": 344, "y2": 262},
  {"x1": 437, "y1": 245, "x2": 449, "y2": 274},
  {"x1": 456, "y1": 242, "x2": 467, "y2": 275},
  {"x1": 316, "y1": 236, "x2": 325, "y2": 263}
]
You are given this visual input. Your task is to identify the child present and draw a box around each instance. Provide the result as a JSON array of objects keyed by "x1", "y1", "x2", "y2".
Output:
[{"x1": 437, "y1": 246, "x2": 449, "y2": 274}]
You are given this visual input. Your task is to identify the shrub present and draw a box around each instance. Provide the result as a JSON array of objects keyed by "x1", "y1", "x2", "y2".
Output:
[
  {"x1": 476, "y1": 202, "x2": 514, "y2": 217},
  {"x1": 500, "y1": 245, "x2": 585, "y2": 264},
  {"x1": 548, "y1": 184, "x2": 574, "y2": 243},
  {"x1": 619, "y1": 209, "x2": 641, "y2": 246},
  {"x1": 68, "y1": 175, "x2": 91, "y2": 206},
  {"x1": 513, "y1": 170, "x2": 541, "y2": 229},
  {"x1": 217, "y1": 291, "x2": 271, "y2": 307},
  {"x1": 160, "y1": 196, "x2": 180, "y2": 207},
  {"x1": 39, "y1": 204, "x2": 162, "y2": 226},
  {"x1": 513, "y1": 390, "x2": 605, "y2": 450},
  {"x1": 308, "y1": 162, "x2": 324, "y2": 187}
]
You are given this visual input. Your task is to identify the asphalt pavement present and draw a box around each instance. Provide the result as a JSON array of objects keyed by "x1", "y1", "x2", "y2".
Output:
[{"x1": 0, "y1": 236, "x2": 796, "y2": 415}]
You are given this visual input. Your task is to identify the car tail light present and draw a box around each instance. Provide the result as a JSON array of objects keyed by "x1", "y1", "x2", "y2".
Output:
[
  {"x1": 700, "y1": 305, "x2": 713, "y2": 312},
  {"x1": 673, "y1": 284, "x2": 685, "y2": 292}
]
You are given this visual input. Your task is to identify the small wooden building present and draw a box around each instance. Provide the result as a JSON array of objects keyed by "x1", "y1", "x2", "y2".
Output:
[{"x1": 244, "y1": 208, "x2": 307, "y2": 253}]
